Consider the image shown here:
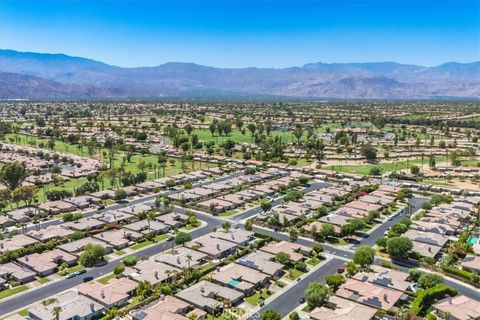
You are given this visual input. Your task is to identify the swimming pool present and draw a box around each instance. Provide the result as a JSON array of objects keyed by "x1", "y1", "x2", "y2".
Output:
[
  {"x1": 228, "y1": 279, "x2": 241, "y2": 287},
  {"x1": 467, "y1": 235, "x2": 479, "y2": 245}
]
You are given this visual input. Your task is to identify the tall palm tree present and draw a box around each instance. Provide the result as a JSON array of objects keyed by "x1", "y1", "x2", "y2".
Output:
[
  {"x1": 51, "y1": 306, "x2": 62, "y2": 320},
  {"x1": 147, "y1": 211, "x2": 156, "y2": 231}
]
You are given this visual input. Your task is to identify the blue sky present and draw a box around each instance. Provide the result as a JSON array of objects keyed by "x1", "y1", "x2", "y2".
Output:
[{"x1": 1, "y1": 0, "x2": 479, "y2": 68}]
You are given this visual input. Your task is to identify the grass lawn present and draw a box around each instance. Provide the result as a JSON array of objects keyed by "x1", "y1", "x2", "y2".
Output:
[
  {"x1": 4, "y1": 133, "x2": 217, "y2": 183},
  {"x1": 2, "y1": 132, "x2": 218, "y2": 210},
  {"x1": 287, "y1": 268, "x2": 305, "y2": 280},
  {"x1": 96, "y1": 273, "x2": 116, "y2": 285},
  {"x1": 63, "y1": 264, "x2": 86, "y2": 274},
  {"x1": 114, "y1": 250, "x2": 126, "y2": 256},
  {"x1": 326, "y1": 156, "x2": 448, "y2": 175},
  {"x1": 325, "y1": 237, "x2": 348, "y2": 246},
  {"x1": 36, "y1": 277, "x2": 51, "y2": 284},
  {"x1": 306, "y1": 257, "x2": 321, "y2": 266},
  {"x1": 154, "y1": 234, "x2": 170, "y2": 242},
  {"x1": 0, "y1": 285, "x2": 28, "y2": 300},
  {"x1": 130, "y1": 240, "x2": 154, "y2": 251},
  {"x1": 18, "y1": 309, "x2": 29, "y2": 317},
  {"x1": 245, "y1": 289, "x2": 273, "y2": 306},
  {"x1": 218, "y1": 210, "x2": 237, "y2": 217}
]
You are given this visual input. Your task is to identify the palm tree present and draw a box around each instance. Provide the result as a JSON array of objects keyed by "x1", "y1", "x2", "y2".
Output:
[
  {"x1": 147, "y1": 211, "x2": 156, "y2": 231},
  {"x1": 51, "y1": 306, "x2": 62, "y2": 320}
]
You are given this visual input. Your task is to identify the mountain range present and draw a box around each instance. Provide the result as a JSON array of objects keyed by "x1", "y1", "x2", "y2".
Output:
[{"x1": 0, "y1": 49, "x2": 479, "y2": 100}]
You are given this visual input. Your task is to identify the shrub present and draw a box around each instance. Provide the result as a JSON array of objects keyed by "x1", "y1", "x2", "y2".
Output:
[
  {"x1": 418, "y1": 273, "x2": 443, "y2": 289},
  {"x1": 410, "y1": 284, "x2": 457, "y2": 314},
  {"x1": 123, "y1": 255, "x2": 137, "y2": 267},
  {"x1": 441, "y1": 264, "x2": 473, "y2": 281}
]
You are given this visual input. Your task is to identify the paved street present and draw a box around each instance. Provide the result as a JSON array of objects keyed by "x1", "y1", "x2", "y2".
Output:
[
  {"x1": 1, "y1": 188, "x2": 478, "y2": 317},
  {"x1": 249, "y1": 258, "x2": 345, "y2": 319}
]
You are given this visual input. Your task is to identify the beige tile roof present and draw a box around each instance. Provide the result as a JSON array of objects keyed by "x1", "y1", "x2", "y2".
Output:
[
  {"x1": 78, "y1": 277, "x2": 137, "y2": 307},
  {"x1": 336, "y1": 279, "x2": 403, "y2": 310},
  {"x1": 433, "y1": 295, "x2": 480, "y2": 320},
  {"x1": 310, "y1": 296, "x2": 377, "y2": 320}
]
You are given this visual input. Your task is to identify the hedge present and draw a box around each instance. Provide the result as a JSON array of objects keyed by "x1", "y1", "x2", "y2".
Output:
[
  {"x1": 441, "y1": 264, "x2": 472, "y2": 281},
  {"x1": 410, "y1": 284, "x2": 458, "y2": 315}
]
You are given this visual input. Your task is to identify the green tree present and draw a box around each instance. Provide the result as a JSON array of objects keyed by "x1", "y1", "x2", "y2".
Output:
[
  {"x1": 319, "y1": 223, "x2": 335, "y2": 239},
  {"x1": 353, "y1": 246, "x2": 375, "y2": 268},
  {"x1": 369, "y1": 167, "x2": 381, "y2": 176},
  {"x1": 260, "y1": 200, "x2": 272, "y2": 213},
  {"x1": 0, "y1": 162, "x2": 27, "y2": 190},
  {"x1": 52, "y1": 306, "x2": 62, "y2": 320},
  {"x1": 274, "y1": 252, "x2": 291, "y2": 265},
  {"x1": 326, "y1": 274, "x2": 345, "y2": 291},
  {"x1": 305, "y1": 282, "x2": 329, "y2": 309},
  {"x1": 409, "y1": 269, "x2": 423, "y2": 282},
  {"x1": 123, "y1": 255, "x2": 137, "y2": 267},
  {"x1": 346, "y1": 261, "x2": 358, "y2": 276},
  {"x1": 79, "y1": 244, "x2": 106, "y2": 267},
  {"x1": 386, "y1": 237, "x2": 413, "y2": 259},
  {"x1": 114, "y1": 264, "x2": 125, "y2": 276},
  {"x1": 175, "y1": 232, "x2": 192, "y2": 245},
  {"x1": 289, "y1": 227, "x2": 299, "y2": 242},
  {"x1": 313, "y1": 243, "x2": 324, "y2": 255},
  {"x1": 418, "y1": 273, "x2": 443, "y2": 289},
  {"x1": 222, "y1": 221, "x2": 231, "y2": 232},
  {"x1": 260, "y1": 310, "x2": 281, "y2": 320}
]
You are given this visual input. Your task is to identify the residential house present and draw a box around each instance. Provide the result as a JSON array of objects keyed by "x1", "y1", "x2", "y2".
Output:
[
  {"x1": 28, "y1": 290, "x2": 104, "y2": 320},
  {"x1": 432, "y1": 295, "x2": 480, "y2": 320},
  {"x1": 336, "y1": 279, "x2": 404, "y2": 311},
  {"x1": 155, "y1": 247, "x2": 208, "y2": 269},
  {"x1": 176, "y1": 280, "x2": 243, "y2": 314},
  {"x1": 186, "y1": 234, "x2": 237, "y2": 259},
  {"x1": 237, "y1": 251, "x2": 284, "y2": 278},
  {"x1": 309, "y1": 296, "x2": 378, "y2": 320},
  {"x1": 212, "y1": 263, "x2": 269, "y2": 295},
  {"x1": 17, "y1": 249, "x2": 77, "y2": 276},
  {"x1": 260, "y1": 241, "x2": 312, "y2": 262},
  {"x1": 125, "y1": 259, "x2": 180, "y2": 286},
  {"x1": 78, "y1": 277, "x2": 137, "y2": 308}
]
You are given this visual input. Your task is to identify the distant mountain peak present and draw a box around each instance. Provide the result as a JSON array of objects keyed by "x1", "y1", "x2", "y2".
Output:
[{"x1": 0, "y1": 49, "x2": 478, "y2": 100}]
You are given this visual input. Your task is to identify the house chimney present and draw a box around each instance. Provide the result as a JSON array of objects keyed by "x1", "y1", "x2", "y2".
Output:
[
  {"x1": 383, "y1": 293, "x2": 388, "y2": 302},
  {"x1": 200, "y1": 287, "x2": 205, "y2": 293},
  {"x1": 154, "y1": 271, "x2": 159, "y2": 279},
  {"x1": 101, "y1": 290, "x2": 105, "y2": 299},
  {"x1": 25, "y1": 256, "x2": 29, "y2": 261},
  {"x1": 217, "y1": 244, "x2": 220, "y2": 251},
  {"x1": 90, "y1": 303, "x2": 95, "y2": 312},
  {"x1": 177, "y1": 257, "x2": 181, "y2": 264}
]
